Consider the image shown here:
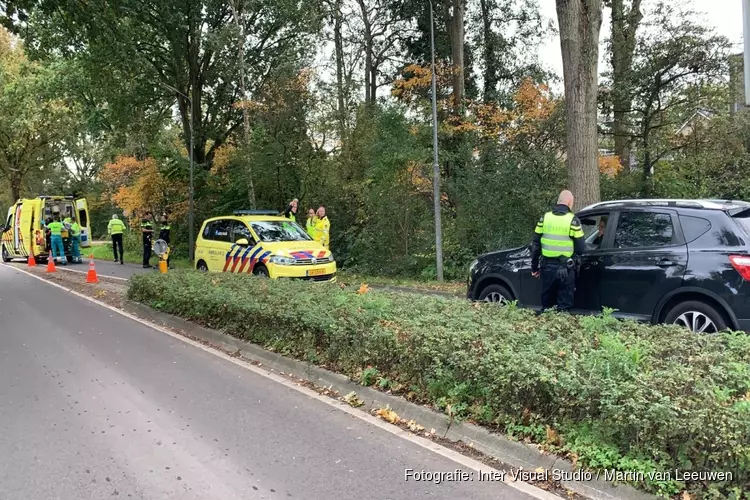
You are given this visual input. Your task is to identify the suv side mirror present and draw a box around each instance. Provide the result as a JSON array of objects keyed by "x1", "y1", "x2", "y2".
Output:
[{"x1": 235, "y1": 238, "x2": 249, "y2": 246}]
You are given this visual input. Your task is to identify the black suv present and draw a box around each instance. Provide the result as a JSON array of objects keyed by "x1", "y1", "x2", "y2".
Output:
[{"x1": 466, "y1": 199, "x2": 750, "y2": 333}]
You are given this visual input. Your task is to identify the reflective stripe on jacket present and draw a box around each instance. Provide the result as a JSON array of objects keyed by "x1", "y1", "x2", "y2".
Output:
[{"x1": 306, "y1": 218, "x2": 316, "y2": 238}]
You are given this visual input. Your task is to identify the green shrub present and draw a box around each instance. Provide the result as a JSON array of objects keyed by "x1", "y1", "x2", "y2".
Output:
[{"x1": 128, "y1": 271, "x2": 750, "y2": 498}]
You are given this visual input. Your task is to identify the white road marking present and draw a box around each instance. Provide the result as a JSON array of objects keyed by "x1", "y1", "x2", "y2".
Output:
[
  {"x1": 4, "y1": 264, "x2": 562, "y2": 500},
  {"x1": 11, "y1": 261, "x2": 131, "y2": 281}
]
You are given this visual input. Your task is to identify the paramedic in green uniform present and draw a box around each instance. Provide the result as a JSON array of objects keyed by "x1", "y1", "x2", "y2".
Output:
[
  {"x1": 69, "y1": 218, "x2": 82, "y2": 264},
  {"x1": 48, "y1": 215, "x2": 68, "y2": 265}
]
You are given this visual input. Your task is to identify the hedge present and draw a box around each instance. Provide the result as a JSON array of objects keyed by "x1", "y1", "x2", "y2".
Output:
[{"x1": 128, "y1": 271, "x2": 750, "y2": 498}]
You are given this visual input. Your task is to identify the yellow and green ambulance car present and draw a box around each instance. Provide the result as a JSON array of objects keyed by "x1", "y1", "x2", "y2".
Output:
[
  {"x1": 194, "y1": 210, "x2": 336, "y2": 282},
  {"x1": 2, "y1": 196, "x2": 91, "y2": 263}
]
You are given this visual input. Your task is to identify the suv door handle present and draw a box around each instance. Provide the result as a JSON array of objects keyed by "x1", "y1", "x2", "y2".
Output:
[{"x1": 656, "y1": 259, "x2": 675, "y2": 267}]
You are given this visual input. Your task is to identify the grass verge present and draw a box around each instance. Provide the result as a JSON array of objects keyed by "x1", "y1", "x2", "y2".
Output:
[
  {"x1": 127, "y1": 270, "x2": 750, "y2": 498},
  {"x1": 90, "y1": 242, "x2": 191, "y2": 269},
  {"x1": 336, "y1": 270, "x2": 465, "y2": 295}
]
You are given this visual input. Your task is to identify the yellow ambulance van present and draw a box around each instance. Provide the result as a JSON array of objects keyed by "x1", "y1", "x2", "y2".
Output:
[{"x1": 2, "y1": 196, "x2": 91, "y2": 263}]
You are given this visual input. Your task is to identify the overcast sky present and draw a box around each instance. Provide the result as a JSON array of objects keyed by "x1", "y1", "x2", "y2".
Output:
[{"x1": 537, "y1": 0, "x2": 744, "y2": 91}]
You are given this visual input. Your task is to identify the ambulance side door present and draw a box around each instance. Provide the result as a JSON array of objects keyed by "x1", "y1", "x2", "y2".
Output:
[
  {"x1": 209, "y1": 218, "x2": 234, "y2": 271},
  {"x1": 75, "y1": 198, "x2": 91, "y2": 248},
  {"x1": 229, "y1": 220, "x2": 259, "y2": 274},
  {"x1": 1, "y1": 206, "x2": 14, "y2": 255},
  {"x1": 18, "y1": 201, "x2": 33, "y2": 257}
]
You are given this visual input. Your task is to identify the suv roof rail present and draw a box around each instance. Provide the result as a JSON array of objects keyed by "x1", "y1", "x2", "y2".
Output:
[
  {"x1": 232, "y1": 209, "x2": 280, "y2": 216},
  {"x1": 582, "y1": 198, "x2": 750, "y2": 211}
]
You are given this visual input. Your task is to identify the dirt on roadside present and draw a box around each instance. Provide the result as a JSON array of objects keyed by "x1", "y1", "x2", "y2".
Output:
[{"x1": 11, "y1": 263, "x2": 129, "y2": 309}]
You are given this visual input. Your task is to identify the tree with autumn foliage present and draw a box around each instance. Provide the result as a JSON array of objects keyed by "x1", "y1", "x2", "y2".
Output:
[{"x1": 99, "y1": 155, "x2": 188, "y2": 227}]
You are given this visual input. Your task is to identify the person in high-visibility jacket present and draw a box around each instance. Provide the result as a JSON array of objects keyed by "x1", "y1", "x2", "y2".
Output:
[
  {"x1": 66, "y1": 217, "x2": 82, "y2": 264},
  {"x1": 530, "y1": 190, "x2": 585, "y2": 312},
  {"x1": 61, "y1": 216, "x2": 71, "y2": 256},
  {"x1": 158, "y1": 213, "x2": 171, "y2": 269},
  {"x1": 283, "y1": 198, "x2": 298, "y2": 222},
  {"x1": 314, "y1": 206, "x2": 330, "y2": 248},
  {"x1": 108, "y1": 214, "x2": 126, "y2": 264},
  {"x1": 47, "y1": 215, "x2": 68, "y2": 265},
  {"x1": 305, "y1": 208, "x2": 317, "y2": 239}
]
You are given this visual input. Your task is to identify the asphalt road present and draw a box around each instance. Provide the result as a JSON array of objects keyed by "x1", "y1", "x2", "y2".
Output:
[{"x1": 0, "y1": 264, "x2": 535, "y2": 500}]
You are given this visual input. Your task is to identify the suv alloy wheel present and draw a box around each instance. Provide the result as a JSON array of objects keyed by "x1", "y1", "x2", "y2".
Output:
[{"x1": 664, "y1": 300, "x2": 727, "y2": 334}]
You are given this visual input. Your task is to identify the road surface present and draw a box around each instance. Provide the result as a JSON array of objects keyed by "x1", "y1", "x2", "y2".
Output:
[{"x1": 0, "y1": 264, "x2": 538, "y2": 500}]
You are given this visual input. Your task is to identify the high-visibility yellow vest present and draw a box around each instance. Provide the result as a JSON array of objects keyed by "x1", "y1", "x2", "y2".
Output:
[
  {"x1": 314, "y1": 217, "x2": 330, "y2": 247},
  {"x1": 534, "y1": 212, "x2": 583, "y2": 258},
  {"x1": 48, "y1": 221, "x2": 63, "y2": 236},
  {"x1": 108, "y1": 218, "x2": 126, "y2": 235},
  {"x1": 306, "y1": 218, "x2": 316, "y2": 238}
]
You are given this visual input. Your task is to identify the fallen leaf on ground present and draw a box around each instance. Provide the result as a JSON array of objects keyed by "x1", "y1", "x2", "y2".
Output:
[
  {"x1": 375, "y1": 406, "x2": 400, "y2": 424},
  {"x1": 343, "y1": 391, "x2": 364, "y2": 407},
  {"x1": 357, "y1": 283, "x2": 369, "y2": 295},
  {"x1": 406, "y1": 420, "x2": 424, "y2": 432}
]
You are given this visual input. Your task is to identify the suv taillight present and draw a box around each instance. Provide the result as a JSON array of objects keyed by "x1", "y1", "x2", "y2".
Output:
[{"x1": 729, "y1": 255, "x2": 750, "y2": 281}]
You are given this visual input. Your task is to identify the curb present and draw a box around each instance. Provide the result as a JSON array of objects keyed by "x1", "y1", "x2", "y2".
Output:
[{"x1": 121, "y1": 299, "x2": 656, "y2": 500}]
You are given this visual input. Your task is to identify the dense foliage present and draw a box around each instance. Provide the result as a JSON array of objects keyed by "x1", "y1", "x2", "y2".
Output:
[
  {"x1": 129, "y1": 271, "x2": 750, "y2": 498},
  {"x1": 0, "y1": 0, "x2": 744, "y2": 279}
]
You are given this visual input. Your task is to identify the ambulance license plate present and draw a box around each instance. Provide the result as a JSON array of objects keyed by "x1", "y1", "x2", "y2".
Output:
[{"x1": 307, "y1": 268, "x2": 326, "y2": 277}]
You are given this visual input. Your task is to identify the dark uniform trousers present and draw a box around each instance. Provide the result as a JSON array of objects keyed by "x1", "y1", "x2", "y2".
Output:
[
  {"x1": 112, "y1": 233, "x2": 124, "y2": 262},
  {"x1": 540, "y1": 259, "x2": 575, "y2": 312},
  {"x1": 143, "y1": 236, "x2": 152, "y2": 266}
]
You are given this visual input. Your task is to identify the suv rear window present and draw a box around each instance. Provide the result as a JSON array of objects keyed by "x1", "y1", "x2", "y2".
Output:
[
  {"x1": 679, "y1": 215, "x2": 711, "y2": 243},
  {"x1": 614, "y1": 212, "x2": 674, "y2": 248},
  {"x1": 733, "y1": 215, "x2": 750, "y2": 237}
]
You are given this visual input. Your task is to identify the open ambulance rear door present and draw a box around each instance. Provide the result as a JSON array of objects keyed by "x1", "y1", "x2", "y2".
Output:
[{"x1": 75, "y1": 197, "x2": 91, "y2": 249}]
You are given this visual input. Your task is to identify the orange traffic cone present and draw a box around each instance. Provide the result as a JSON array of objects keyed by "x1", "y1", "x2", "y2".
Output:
[
  {"x1": 27, "y1": 253, "x2": 36, "y2": 267},
  {"x1": 86, "y1": 255, "x2": 99, "y2": 284},
  {"x1": 46, "y1": 252, "x2": 56, "y2": 273}
]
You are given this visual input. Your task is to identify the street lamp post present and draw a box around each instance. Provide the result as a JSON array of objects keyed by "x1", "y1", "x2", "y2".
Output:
[
  {"x1": 428, "y1": 0, "x2": 444, "y2": 281},
  {"x1": 743, "y1": 0, "x2": 750, "y2": 106},
  {"x1": 162, "y1": 83, "x2": 195, "y2": 263}
]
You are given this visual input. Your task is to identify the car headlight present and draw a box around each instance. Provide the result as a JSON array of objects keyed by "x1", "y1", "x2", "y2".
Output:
[{"x1": 269, "y1": 255, "x2": 295, "y2": 265}]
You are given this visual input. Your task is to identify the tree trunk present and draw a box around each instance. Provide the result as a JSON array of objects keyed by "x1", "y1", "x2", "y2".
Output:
[
  {"x1": 229, "y1": 0, "x2": 256, "y2": 209},
  {"x1": 357, "y1": 0, "x2": 374, "y2": 106},
  {"x1": 332, "y1": 0, "x2": 347, "y2": 137},
  {"x1": 445, "y1": 0, "x2": 466, "y2": 113},
  {"x1": 610, "y1": 0, "x2": 642, "y2": 168},
  {"x1": 369, "y1": 63, "x2": 377, "y2": 103},
  {"x1": 479, "y1": 0, "x2": 497, "y2": 102},
  {"x1": 556, "y1": 0, "x2": 603, "y2": 210},
  {"x1": 10, "y1": 168, "x2": 21, "y2": 201}
]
